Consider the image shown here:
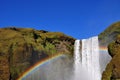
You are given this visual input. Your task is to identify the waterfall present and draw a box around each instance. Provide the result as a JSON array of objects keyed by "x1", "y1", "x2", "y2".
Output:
[
  {"x1": 74, "y1": 40, "x2": 82, "y2": 79},
  {"x1": 19, "y1": 36, "x2": 111, "y2": 80},
  {"x1": 74, "y1": 36, "x2": 101, "y2": 80}
]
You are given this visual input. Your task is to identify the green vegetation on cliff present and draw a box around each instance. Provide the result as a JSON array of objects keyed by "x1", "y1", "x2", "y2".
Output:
[
  {"x1": 0, "y1": 27, "x2": 75, "y2": 80},
  {"x1": 102, "y1": 35, "x2": 120, "y2": 80},
  {"x1": 99, "y1": 21, "x2": 120, "y2": 46},
  {"x1": 100, "y1": 22, "x2": 120, "y2": 80}
]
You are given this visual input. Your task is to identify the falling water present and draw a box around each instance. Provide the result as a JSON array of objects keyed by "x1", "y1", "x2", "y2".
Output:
[
  {"x1": 74, "y1": 40, "x2": 82, "y2": 79},
  {"x1": 20, "y1": 36, "x2": 111, "y2": 80},
  {"x1": 74, "y1": 36, "x2": 101, "y2": 80}
]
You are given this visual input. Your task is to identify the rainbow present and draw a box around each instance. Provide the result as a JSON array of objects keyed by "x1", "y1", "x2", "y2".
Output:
[
  {"x1": 100, "y1": 46, "x2": 108, "y2": 52},
  {"x1": 17, "y1": 54, "x2": 65, "y2": 80},
  {"x1": 17, "y1": 46, "x2": 108, "y2": 80}
]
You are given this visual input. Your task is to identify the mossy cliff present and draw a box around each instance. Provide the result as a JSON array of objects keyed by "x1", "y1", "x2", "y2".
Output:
[
  {"x1": 0, "y1": 27, "x2": 75, "y2": 80},
  {"x1": 99, "y1": 22, "x2": 120, "y2": 80},
  {"x1": 99, "y1": 22, "x2": 120, "y2": 46},
  {"x1": 102, "y1": 35, "x2": 120, "y2": 80}
]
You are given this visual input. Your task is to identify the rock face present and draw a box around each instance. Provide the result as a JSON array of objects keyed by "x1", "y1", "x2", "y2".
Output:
[
  {"x1": 99, "y1": 22, "x2": 120, "y2": 46},
  {"x1": 99, "y1": 22, "x2": 120, "y2": 80},
  {"x1": 102, "y1": 35, "x2": 120, "y2": 80},
  {"x1": 0, "y1": 27, "x2": 75, "y2": 80}
]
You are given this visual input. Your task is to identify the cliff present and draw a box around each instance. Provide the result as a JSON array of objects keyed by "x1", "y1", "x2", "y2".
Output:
[
  {"x1": 99, "y1": 22, "x2": 120, "y2": 80},
  {"x1": 99, "y1": 22, "x2": 120, "y2": 46},
  {"x1": 102, "y1": 35, "x2": 120, "y2": 80},
  {"x1": 0, "y1": 27, "x2": 75, "y2": 80}
]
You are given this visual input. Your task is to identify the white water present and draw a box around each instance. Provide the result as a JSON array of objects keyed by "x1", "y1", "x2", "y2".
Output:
[
  {"x1": 21, "y1": 36, "x2": 111, "y2": 80},
  {"x1": 74, "y1": 40, "x2": 82, "y2": 79},
  {"x1": 74, "y1": 36, "x2": 101, "y2": 80}
]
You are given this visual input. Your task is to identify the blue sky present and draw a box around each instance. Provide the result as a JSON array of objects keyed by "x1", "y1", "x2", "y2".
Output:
[{"x1": 0, "y1": 0, "x2": 120, "y2": 39}]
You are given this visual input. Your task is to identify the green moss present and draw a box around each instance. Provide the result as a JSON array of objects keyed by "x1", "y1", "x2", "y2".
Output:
[
  {"x1": 0, "y1": 27, "x2": 75, "y2": 80},
  {"x1": 99, "y1": 21, "x2": 120, "y2": 46},
  {"x1": 102, "y1": 63, "x2": 113, "y2": 80},
  {"x1": 102, "y1": 36, "x2": 120, "y2": 80},
  {"x1": 108, "y1": 42, "x2": 116, "y2": 57},
  {"x1": 44, "y1": 42, "x2": 56, "y2": 56}
]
